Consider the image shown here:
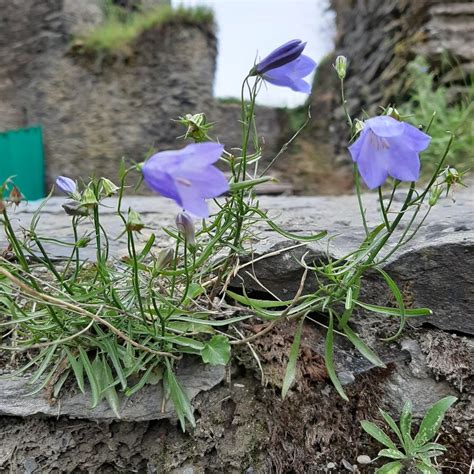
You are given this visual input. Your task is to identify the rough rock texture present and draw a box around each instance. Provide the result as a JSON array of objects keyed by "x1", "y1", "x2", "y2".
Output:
[
  {"x1": 0, "y1": 192, "x2": 473, "y2": 471},
  {"x1": 0, "y1": 359, "x2": 225, "y2": 422},
  {"x1": 285, "y1": 0, "x2": 474, "y2": 194},
  {"x1": 0, "y1": 0, "x2": 217, "y2": 191},
  {"x1": 0, "y1": 1, "x2": 285, "y2": 193}
]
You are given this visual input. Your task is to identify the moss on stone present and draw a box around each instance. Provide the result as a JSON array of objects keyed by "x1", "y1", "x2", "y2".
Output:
[{"x1": 73, "y1": 5, "x2": 214, "y2": 54}]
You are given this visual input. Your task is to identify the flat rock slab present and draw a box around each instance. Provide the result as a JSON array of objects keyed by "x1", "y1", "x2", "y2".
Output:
[
  {"x1": 0, "y1": 359, "x2": 225, "y2": 422},
  {"x1": 1, "y1": 191, "x2": 473, "y2": 335}
]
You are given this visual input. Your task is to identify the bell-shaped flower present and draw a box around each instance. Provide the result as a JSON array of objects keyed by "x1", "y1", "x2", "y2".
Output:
[
  {"x1": 253, "y1": 39, "x2": 316, "y2": 93},
  {"x1": 142, "y1": 142, "x2": 229, "y2": 218},
  {"x1": 255, "y1": 39, "x2": 306, "y2": 75},
  {"x1": 348, "y1": 116, "x2": 431, "y2": 189}
]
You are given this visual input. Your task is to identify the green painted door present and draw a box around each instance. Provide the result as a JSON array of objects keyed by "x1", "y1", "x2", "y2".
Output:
[{"x1": 0, "y1": 126, "x2": 45, "y2": 201}]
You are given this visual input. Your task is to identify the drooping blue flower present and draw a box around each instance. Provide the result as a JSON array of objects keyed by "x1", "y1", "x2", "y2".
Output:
[
  {"x1": 142, "y1": 142, "x2": 229, "y2": 218},
  {"x1": 56, "y1": 176, "x2": 77, "y2": 195},
  {"x1": 253, "y1": 39, "x2": 317, "y2": 93},
  {"x1": 255, "y1": 39, "x2": 306, "y2": 75},
  {"x1": 348, "y1": 116, "x2": 431, "y2": 189}
]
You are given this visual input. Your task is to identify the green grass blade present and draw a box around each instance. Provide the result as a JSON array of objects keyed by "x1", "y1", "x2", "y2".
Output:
[
  {"x1": 325, "y1": 312, "x2": 348, "y2": 401},
  {"x1": 281, "y1": 317, "x2": 304, "y2": 399},
  {"x1": 79, "y1": 347, "x2": 101, "y2": 409},
  {"x1": 64, "y1": 347, "x2": 85, "y2": 393},
  {"x1": 164, "y1": 359, "x2": 195, "y2": 431}
]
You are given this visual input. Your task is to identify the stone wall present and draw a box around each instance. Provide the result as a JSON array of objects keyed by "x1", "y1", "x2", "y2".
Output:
[
  {"x1": 282, "y1": 0, "x2": 474, "y2": 194},
  {"x1": 0, "y1": 1, "x2": 218, "y2": 189},
  {"x1": 0, "y1": 1, "x2": 285, "y2": 193},
  {"x1": 0, "y1": 191, "x2": 473, "y2": 471}
]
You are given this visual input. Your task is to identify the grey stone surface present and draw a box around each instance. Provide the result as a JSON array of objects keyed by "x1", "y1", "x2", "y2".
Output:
[
  {"x1": 383, "y1": 338, "x2": 457, "y2": 417},
  {"x1": 0, "y1": 358, "x2": 225, "y2": 421},
  {"x1": 0, "y1": 193, "x2": 472, "y2": 471},
  {"x1": 2, "y1": 190, "x2": 473, "y2": 334}
]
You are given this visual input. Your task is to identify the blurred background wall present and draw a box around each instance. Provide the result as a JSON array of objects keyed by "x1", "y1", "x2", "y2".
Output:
[{"x1": 0, "y1": 0, "x2": 472, "y2": 196}]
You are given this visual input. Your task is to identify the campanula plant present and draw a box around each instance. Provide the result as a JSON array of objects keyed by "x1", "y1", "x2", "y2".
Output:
[{"x1": 0, "y1": 40, "x2": 461, "y2": 429}]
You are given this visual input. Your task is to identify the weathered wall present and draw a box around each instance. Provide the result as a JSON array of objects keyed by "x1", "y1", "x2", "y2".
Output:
[
  {"x1": 0, "y1": 1, "x2": 286, "y2": 193},
  {"x1": 282, "y1": 0, "x2": 474, "y2": 194},
  {"x1": 0, "y1": 0, "x2": 218, "y2": 190},
  {"x1": 0, "y1": 191, "x2": 473, "y2": 472}
]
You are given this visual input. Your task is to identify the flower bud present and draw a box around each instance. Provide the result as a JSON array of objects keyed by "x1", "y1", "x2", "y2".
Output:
[
  {"x1": 126, "y1": 208, "x2": 144, "y2": 232},
  {"x1": 76, "y1": 236, "x2": 92, "y2": 248},
  {"x1": 154, "y1": 247, "x2": 174, "y2": 271},
  {"x1": 428, "y1": 186, "x2": 442, "y2": 207},
  {"x1": 62, "y1": 200, "x2": 89, "y2": 216},
  {"x1": 354, "y1": 119, "x2": 365, "y2": 135},
  {"x1": 178, "y1": 113, "x2": 212, "y2": 142},
  {"x1": 334, "y1": 55, "x2": 347, "y2": 79},
  {"x1": 101, "y1": 178, "x2": 119, "y2": 197},
  {"x1": 386, "y1": 107, "x2": 401, "y2": 121},
  {"x1": 444, "y1": 167, "x2": 463, "y2": 187},
  {"x1": 9, "y1": 186, "x2": 22, "y2": 205},
  {"x1": 81, "y1": 188, "x2": 98, "y2": 207},
  {"x1": 175, "y1": 212, "x2": 195, "y2": 245},
  {"x1": 56, "y1": 176, "x2": 77, "y2": 195}
]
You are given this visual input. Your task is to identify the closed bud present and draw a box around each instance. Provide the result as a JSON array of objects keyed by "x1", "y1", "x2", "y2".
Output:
[
  {"x1": 81, "y1": 188, "x2": 98, "y2": 207},
  {"x1": 9, "y1": 186, "x2": 22, "y2": 205},
  {"x1": 177, "y1": 113, "x2": 213, "y2": 142},
  {"x1": 126, "y1": 208, "x2": 144, "y2": 232},
  {"x1": 76, "y1": 236, "x2": 92, "y2": 248},
  {"x1": 62, "y1": 200, "x2": 89, "y2": 216},
  {"x1": 386, "y1": 107, "x2": 401, "y2": 121},
  {"x1": 101, "y1": 178, "x2": 119, "y2": 197},
  {"x1": 334, "y1": 55, "x2": 347, "y2": 79},
  {"x1": 175, "y1": 212, "x2": 195, "y2": 245},
  {"x1": 444, "y1": 167, "x2": 463, "y2": 187},
  {"x1": 154, "y1": 247, "x2": 174, "y2": 271},
  {"x1": 428, "y1": 186, "x2": 442, "y2": 207},
  {"x1": 354, "y1": 119, "x2": 365, "y2": 135},
  {"x1": 56, "y1": 176, "x2": 77, "y2": 195}
]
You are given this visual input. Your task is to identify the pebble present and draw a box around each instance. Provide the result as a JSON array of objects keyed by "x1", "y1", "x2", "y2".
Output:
[
  {"x1": 326, "y1": 462, "x2": 336, "y2": 469},
  {"x1": 357, "y1": 455, "x2": 372, "y2": 464}
]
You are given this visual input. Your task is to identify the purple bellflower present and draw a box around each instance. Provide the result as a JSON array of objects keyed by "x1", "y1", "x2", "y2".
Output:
[
  {"x1": 349, "y1": 116, "x2": 431, "y2": 189},
  {"x1": 56, "y1": 176, "x2": 77, "y2": 195},
  {"x1": 142, "y1": 142, "x2": 229, "y2": 218},
  {"x1": 253, "y1": 39, "x2": 317, "y2": 93}
]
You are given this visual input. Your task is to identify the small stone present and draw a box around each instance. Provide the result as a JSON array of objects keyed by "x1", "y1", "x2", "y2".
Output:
[
  {"x1": 326, "y1": 462, "x2": 336, "y2": 469},
  {"x1": 357, "y1": 455, "x2": 372, "y2": 465},
  {"x1": 337, "y1": 370, "x2": 355, "y2": 385},
  {"x1": 454, "y1": 426, "x2": 462, "y2": 433}
]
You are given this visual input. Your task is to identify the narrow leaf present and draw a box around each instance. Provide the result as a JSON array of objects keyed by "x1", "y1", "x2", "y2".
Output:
[
  {"x1": 361, "y1": 421, "x2": 397, "y2": 450},
  {"x1": 281, "y1": 317, "x2": 304, "y2": 399},
  {"x1": 64, "y1": 347, "x2": 85, "y2": 394},
  {"x1": 164, "y1": 360, "x2": 195, "y2": 431},
  {"x1": 355, "y1": 301, "x2": 431, "y2": 317},
  {"x1": 399, "y1": 400, "x2": 413, "y2": 452},
  {"x1": 378, "y1": 448, "x2": 406, "y2": 460},
  {"x1": 325, "y1": 313, "x2": 348, "y2": 401},
  {"x1": 79, "y1": 347, "x2": 101, "y2": 409},
  {"x1": 414, "y1": 396, "x2": 457, "y2": 446},
  {"x1": 379, "y1": 409, "x2": 404, "y2": 445},
  {"x1": 375, "y1": 461, "x2": 403, "y2": 474},
  {"x1": 341, "y1": 322, "x2": 385, "y2": 368},
  {"x1": 101, "y1": 356, "x2": 121, "y2": 418}
]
